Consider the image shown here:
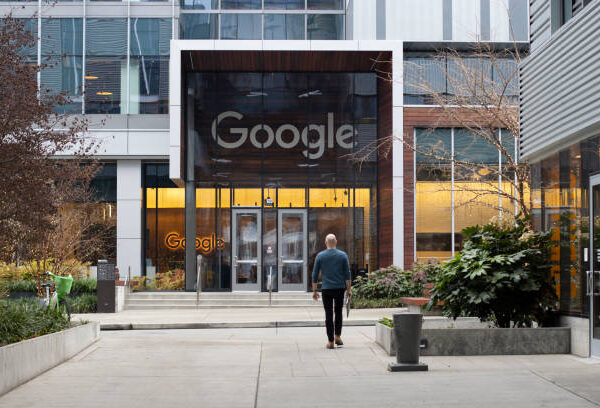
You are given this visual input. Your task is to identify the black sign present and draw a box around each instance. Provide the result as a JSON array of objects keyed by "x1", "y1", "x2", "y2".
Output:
[{"x1": 97, "y1": 262, "x2": 116, "y2": 281}]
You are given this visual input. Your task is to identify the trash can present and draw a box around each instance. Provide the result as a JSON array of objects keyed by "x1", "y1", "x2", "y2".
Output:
[
  {"x1": 97, "y1": 260, "x2": 116, "y2": 313},
  {"x1": 388, "y1": 312, "x2": 428, "y2": 372}
]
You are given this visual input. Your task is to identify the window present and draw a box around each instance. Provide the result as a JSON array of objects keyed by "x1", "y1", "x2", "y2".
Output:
[
  {"x1": 130, "y1": 18, "x2": 171, "y2": 114},
  {"x1": 41, "y1": 19, "x2": 83, "y2": 114},
  {"x1": 264, "y1": 0, "x2": 304, "y2": 10},
  {"x1": 180, "y1": 0, "x2": 218, "y2": 9},
  {"x1": 559, "y1": 0, "x2": 593, "y2": 26},
  {"x1": 85, "y1": 19, "x2": 127, "y2": 114},
  {"x1": 307, "y1": 14, "x2": 343, "y2": 40},
  {"x1": 221, "y1": 0, "x2": 261, "y2": 9},
  {"x1": 264, "y1": 14, "x2": 305, "y2": 40},
  {"x1": 180, "y1": 14, "x2": 219, "y2": 39},
  {"x1": 221, "y1": 14, "x2": 262, "y2": 40},
  {"x1": 308, "y1": 0, "x2": 343, "y2": 10}
]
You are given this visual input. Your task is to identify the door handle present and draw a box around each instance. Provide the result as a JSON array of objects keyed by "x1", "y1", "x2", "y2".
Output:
[{"x1": 587, "y1": 271, "x2": 600, "y2": 296}]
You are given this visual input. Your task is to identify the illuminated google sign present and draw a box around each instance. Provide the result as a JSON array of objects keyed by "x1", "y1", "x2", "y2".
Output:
[
  {"x1": 165, "y1": 232, "x2": 225, "y2": 255},
  {"x1": 211, "y1": 111, "x2": 357, "y2": 160}
]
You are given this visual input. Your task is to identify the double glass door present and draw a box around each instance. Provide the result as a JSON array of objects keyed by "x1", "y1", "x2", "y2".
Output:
[
  {"x1": 589, "y1": 176, "x2": 600, "y2": 357},
  {"x1": 232, "y1": 209, "x2": 307, "y2": 292}
]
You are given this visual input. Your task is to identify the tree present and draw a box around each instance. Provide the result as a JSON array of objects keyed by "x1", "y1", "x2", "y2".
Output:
[
  {"x1": 363, "y1": 42, "x2": 529, "y2": 221},
  {"x1": 0, "y1": 16, "x2": 103, "y2": 277}
]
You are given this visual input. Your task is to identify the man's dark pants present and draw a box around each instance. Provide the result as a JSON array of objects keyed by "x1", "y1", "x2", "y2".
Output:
[{"x1": 322, "y1": 288, "x2": 345, "y2": 342}]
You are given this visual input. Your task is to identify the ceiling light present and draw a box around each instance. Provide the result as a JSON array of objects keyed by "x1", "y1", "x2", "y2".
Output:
[
  {"x1": 298, "y1": 90, "x2": 322, "y2": 98},
  {"x1": 85, "y1": 75, "x2": 99, "y2": 79},
  {"x1": 246, "y1": 91, "x2": 268, "y2": 97},
  {"x1": 96, "y1": 91, "x2": 113, "y2": 96}
]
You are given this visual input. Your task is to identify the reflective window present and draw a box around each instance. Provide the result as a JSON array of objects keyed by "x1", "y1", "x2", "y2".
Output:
[
  {"x1": 41, "y1": 18, "x2": 83, "y2": 114},
  {"x1": 180, "y1": 14, "x2": 219, "y2": 39},
  {"x1": 265, "y1": 0, "x2": 304, "y2": 9},
  {"x1": 180, "y1": 0, "x2": 218, "y2": 10},
  {"x1": 130, "y1": 18, "x2": 171, "y2": 114},
  {"x1": 308, "y1": 0, "x2": 343, "y2": 10},
  {"x1": 221, "y1": 14, "x2": 262, "y2": 40},
  {"x1": 221, "y1": 0, "x2": 261, "y2": 9},
  {"x1": 14, "y1": 19, "x2": 38, "y2": 60},
  {"x1": 264, "y1": 14, "x2": 305, "y2": 40},
  {"x1": 85, "y1": 19, "x2": 127, "y2": 114},
  {"x1": 307, "y1": 14, "x2": 343, "y2": 39}
]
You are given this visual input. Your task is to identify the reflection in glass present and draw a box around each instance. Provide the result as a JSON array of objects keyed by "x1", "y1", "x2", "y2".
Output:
[
  {"x1": 222, "y1": 0, "x2": 261, "y2": 9},
  {"x1": 281, "y1": 214, "x2": 303, "y2": 284},
  {"x1": 221, "y1": 14, "x2": 262, "y2": 39},
  {"x1": 264, "y1": 14, "x2": 305, "y2": 40},
  {"x1": 593, "y1": 184, "x2": 600, "y2": 339},
  {"x1": 236, "y1": 213, "x2": 258, "y2": 284},
  {"x1": 308, "y1": 0, "x2": 343, "y2": 9},
  {"x1": 307, "y1": 14, "x2": 343, "y2": 39},
  {"x1": 180, "y1": 0, "x2": 218, "y2": 8},
  {"x1": 180, "y1": 14, "x2": 218, "y2": 39},
  {"x1": 264, "y1": 0, "x2": 304, "y2": 9}
]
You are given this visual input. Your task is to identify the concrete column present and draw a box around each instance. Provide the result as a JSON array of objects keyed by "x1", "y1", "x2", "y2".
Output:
[
  {"x1": 116, "y1": 160, "x2": 142, "y2": 278},
  {"x1": 184, "y1": 86, "x2": 196, "y2": 291},
  {"x1": 391, "y1": 47, "x2": 404, "y2": 268}
]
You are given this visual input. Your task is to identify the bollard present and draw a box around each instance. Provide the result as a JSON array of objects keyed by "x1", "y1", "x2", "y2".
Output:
[{"x1": 388, "y1": 312, "x2": 428, "y2": 372}]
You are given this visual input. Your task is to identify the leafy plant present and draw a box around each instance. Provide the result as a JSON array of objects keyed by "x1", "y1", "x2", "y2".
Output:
[
  {"x1": 0, "y1": 279, "x2": 37, "y2": 294},
  {"x1": 353, "y1": 266, "x2": 424, "y2": 300},
  {"x1": 378, "y1": 317, "x2": 393, "y2": 328},
  {"x1": 70, "y1": 278, "x2": 97, "y2": 296},
  {"x1": 428, "y1": 215, "x2": 556, "y2": 328},
  {"x1": 69, "y1": 294, "x2": 97, "y2": 313},
  {"x1": 154, "y1": 269, "x2": 185, "y2": 290},
  {"x1": 0, "y1": 298, "x2": 70, "y2": 346},
  {"x1": 350, "y1": 298, "x2": 402, "y2": 309},
  {"x1": 412, "y1": 261, "x2": 443, "y2": 284}
]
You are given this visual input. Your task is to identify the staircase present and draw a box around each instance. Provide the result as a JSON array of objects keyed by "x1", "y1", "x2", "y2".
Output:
[{"x1": 124, "y1": 291, "x2": 320, "y2": 309}]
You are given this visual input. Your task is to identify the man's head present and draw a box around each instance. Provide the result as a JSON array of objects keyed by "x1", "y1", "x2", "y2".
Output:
[{"x1": 325, "y1": 234, "x2": 337, "y2": 249}]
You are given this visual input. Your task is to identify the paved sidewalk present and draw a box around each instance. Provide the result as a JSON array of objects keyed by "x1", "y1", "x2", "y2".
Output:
[
  {"x1": 73, "y1": 307, "x2": 408, "y2": 329},
  {"x1": 1, "y1": 327, "x2": 599, "y2": 407}
]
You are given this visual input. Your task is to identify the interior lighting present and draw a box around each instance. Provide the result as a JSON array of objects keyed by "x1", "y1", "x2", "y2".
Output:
[
  {"x1": 298, "y1": 90, "x2": 322, "y2": 98},
  {"x1": 96, "y1": 91, "x2": 113, "y2": 96},
  {"x1": 246, "y1": 91, "x2": 268, "y2": 97},
  {"x1": 85, "y1": 75, "x2": 99, "y2": 79}
]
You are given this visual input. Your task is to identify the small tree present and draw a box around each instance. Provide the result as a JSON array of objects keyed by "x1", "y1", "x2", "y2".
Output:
[
  {"x1": 361, "y1": 42, "x2": 530, "y2": 220},
  {"x1": 0, "y1": 17, "x2": 102, "y2": 285}
]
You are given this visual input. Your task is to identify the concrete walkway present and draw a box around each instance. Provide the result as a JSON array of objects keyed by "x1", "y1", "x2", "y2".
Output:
[
  {"x1": 1, "y1": 327, "x2": 599, "y2": 407},
  {"x1": 73, "y1": 307, "x2": 408, "y2": 329}
]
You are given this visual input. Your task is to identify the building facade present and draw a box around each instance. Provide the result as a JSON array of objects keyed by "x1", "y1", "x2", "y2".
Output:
[
  {"x1": 2, "y1": 1, "x2": 529, "y2": 294},
  {"x1": 520, "y1": 0, "x2": 599, "y2": 357}
]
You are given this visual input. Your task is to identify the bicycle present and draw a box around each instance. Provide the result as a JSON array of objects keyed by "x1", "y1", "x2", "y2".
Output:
[{"x1": 40, "y1": 272, "x2": 73, "y2": 320}]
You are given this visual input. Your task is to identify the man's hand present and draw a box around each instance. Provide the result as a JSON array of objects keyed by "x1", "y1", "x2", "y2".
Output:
[
  {"x1": 346, "y1": 288, "x2": 352, "y2": 298},
  {"x1": 312, "y1": 291, "x2": 319, "y2": 301}
]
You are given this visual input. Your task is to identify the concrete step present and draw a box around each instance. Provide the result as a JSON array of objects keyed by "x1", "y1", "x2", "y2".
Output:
[
  {"x1": 127, "y1": 292, "x2": 313, "y2": 299},
  {"x1": 125, "y1": 299, "x2": 317, "y2": 306},
  {"x1": 124, "y1": 304, "x2": 322, "y2": 309}
]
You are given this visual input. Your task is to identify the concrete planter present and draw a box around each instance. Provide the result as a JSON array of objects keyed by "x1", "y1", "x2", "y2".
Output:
[
  {"x1": 0, "y1": 322, "x2": 100, "y2": 396},
  {"x1": 376, "y1": 322, "x2": 571, "y2": 356}
]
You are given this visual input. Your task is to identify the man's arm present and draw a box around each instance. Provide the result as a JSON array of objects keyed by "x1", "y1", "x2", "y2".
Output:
[
  {"x1": 312, "y1": 256, "x2": 320, "y2": 300},
  {"x1": 344, "y1": 255, "x2": 352, "y2": 297}
]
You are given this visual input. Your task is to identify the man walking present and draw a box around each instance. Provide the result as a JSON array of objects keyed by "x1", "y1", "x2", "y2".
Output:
[{"x1": 312, "y1": 233, "x2": 352, "y2": 349}]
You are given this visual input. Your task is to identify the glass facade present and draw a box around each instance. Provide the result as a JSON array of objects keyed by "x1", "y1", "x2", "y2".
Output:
[
  {"x1": 415, "y1": 128, "x2": 518, "y2": 262},
  {"x1": 404, "y1": 54, "x2": 519, "y2": 105},
  {"x1": 530, "y1": 135, "x2": 600, "y2": 316}
]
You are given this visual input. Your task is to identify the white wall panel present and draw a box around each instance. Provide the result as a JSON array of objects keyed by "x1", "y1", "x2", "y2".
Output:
[
  {"x1": 349, "y1": 0, "x2": 377, "y2": 40},
  {"x1": 117, "y1": 160, "x2": 142, "y2": 278},
  {"x1": 453, "y1": 0, "x2": 481, "y2": 41},
  {"x1": 490, "y1": 0, "x2": 511, "y2": 41},
  {"x1": 386, "y1": 0, "x2": 444, "y2": 41}
]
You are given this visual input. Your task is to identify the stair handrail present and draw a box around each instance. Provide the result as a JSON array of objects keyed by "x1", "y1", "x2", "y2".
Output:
[{"x1": 196, "y1": 255, "x2": 202, "y2": 309}]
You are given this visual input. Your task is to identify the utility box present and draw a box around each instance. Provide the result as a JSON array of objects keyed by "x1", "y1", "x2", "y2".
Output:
[{"x1": 97, "y1": 260, "x2": 116, "y2": 313}]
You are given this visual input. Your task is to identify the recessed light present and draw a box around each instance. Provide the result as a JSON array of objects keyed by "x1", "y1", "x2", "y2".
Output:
[
  {"x1": 85, "y1": 75, "x2": 99, "y2": 79},
  {"x1": 96, "y1": 91, "x2": 113, "y2": 96}
]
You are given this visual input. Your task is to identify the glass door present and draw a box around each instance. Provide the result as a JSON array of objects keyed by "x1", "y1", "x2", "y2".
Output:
[
  {"x1": 278, "y1": 209, "x2": 307, "y2": 291},
  {"x1": 589, "y1": 176, "x2": 600, "y2": 357},
  {"x1": 232, "y1": 209, "x2": 261, "y2": 291}
]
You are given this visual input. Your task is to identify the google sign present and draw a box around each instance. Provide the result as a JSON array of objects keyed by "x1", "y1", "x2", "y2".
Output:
[
  {"x1": 211, "y1": 111, "x2": 357, "y2": 160},
  {"x1": 165, "y1": 232, "x2": 225, "y2": 255}
]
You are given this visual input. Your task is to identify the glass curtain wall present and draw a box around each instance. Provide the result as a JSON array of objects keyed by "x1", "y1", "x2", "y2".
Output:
[
  {"x1": 177, "y1": 71, "x2": 377, "y2": 291},
  {"x1": 415, "y1": 128, "x2": 518, "y2": 262},
  {"x1": 180, "y1": 1, "x2": 345, "y2": 40}
]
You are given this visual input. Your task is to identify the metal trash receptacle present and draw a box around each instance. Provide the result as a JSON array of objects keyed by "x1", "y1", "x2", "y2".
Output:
[
  {"x1": 388, "y1": 312, "x2": 428, "y2": 372},
  {"x1": 97, "y1": 260, "x2": 116, "y2": 313}
]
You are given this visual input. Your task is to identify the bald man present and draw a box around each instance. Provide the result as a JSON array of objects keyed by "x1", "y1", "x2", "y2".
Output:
[{"x1": 312, "y1": 233, "x2": 352, "y2": 349}]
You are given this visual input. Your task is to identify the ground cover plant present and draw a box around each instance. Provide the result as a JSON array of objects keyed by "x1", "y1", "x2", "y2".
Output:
[
  {"x1": 428, "y1": 215, "x2": 556, "y2": 328},
  {"x1": 351, "y1": 266, "x2": 424, "y2": 308},
  {"x1": 0, "y1": 298, "x2": 70, "y2": 346}
]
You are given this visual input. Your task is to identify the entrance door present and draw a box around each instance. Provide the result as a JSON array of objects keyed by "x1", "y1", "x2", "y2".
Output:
[
  {"x1": 589, "y1": 176, "x2": 600, "y2": 357},
  {"x1": 232, "y1": 209, "x2": 261, "y2": 291},
  {"x1": 278, "y1": 209, "x2": 307, "y2": 291}
]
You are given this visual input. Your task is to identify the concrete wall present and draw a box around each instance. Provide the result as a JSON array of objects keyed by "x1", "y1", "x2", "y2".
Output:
[
  {"x1": 559, "y1": 315, "x2": 590, "y2": 357},
  {"x1": 116, "y1": 160, "x2": 142, "y2": 278},
  {"x1": 0, "y1": 322, "x2": 100, "y2": 396}
]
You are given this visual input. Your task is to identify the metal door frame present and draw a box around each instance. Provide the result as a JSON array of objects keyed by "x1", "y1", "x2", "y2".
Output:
[
  {"x1": 589, "y1": 174, "x2": 600, "y2": 357},
  {"x1": 278, "y1": 209, "x2": 308, "y2": 292},
  {"x1": 232, "y1": 208, "x2": 262, "y2": 292}
]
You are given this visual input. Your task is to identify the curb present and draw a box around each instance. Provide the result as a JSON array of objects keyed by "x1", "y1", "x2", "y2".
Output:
[{"x1": 100, "y1": 320, "x2": 376, "y2": 330}]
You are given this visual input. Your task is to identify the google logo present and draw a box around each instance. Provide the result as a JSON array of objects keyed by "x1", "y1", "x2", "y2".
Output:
[{"x1": 164, "y1": 232, "x2": 225, "y2": 255}]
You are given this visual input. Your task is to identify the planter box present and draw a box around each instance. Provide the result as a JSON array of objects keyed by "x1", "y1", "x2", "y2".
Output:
[
  {"x1": 0, "y1": 322, "x2": 100, "y2": 396},
  {"x1": 376, "y1": 322, "x2": 571, "y2": 356}
]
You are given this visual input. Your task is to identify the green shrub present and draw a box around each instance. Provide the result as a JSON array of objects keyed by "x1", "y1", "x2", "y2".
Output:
[
  {"x1": 378, "y1": 317, "x2": 393, "y2": 328},
  {"x1": 351, "y1": 297, "x2": 402, "y2": 309},
  {"x1": 428, "y1": 215, "x2": 556, "y2": 328},
  {"x1": 69, "y1": 294, "x2": 97, "y2": 313},
  {"x1": 353, "y1": 266, "x2": 424, "y2": 300},
  {"x1": 0, "y1": 279, "x2": 37, "y2": 294},
  {"x1": 70, "y1": 278, "x2": 97, "y2": 296},
  {"x1": 0, "y1": 298, "x2": 70, "y2": 346}
]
